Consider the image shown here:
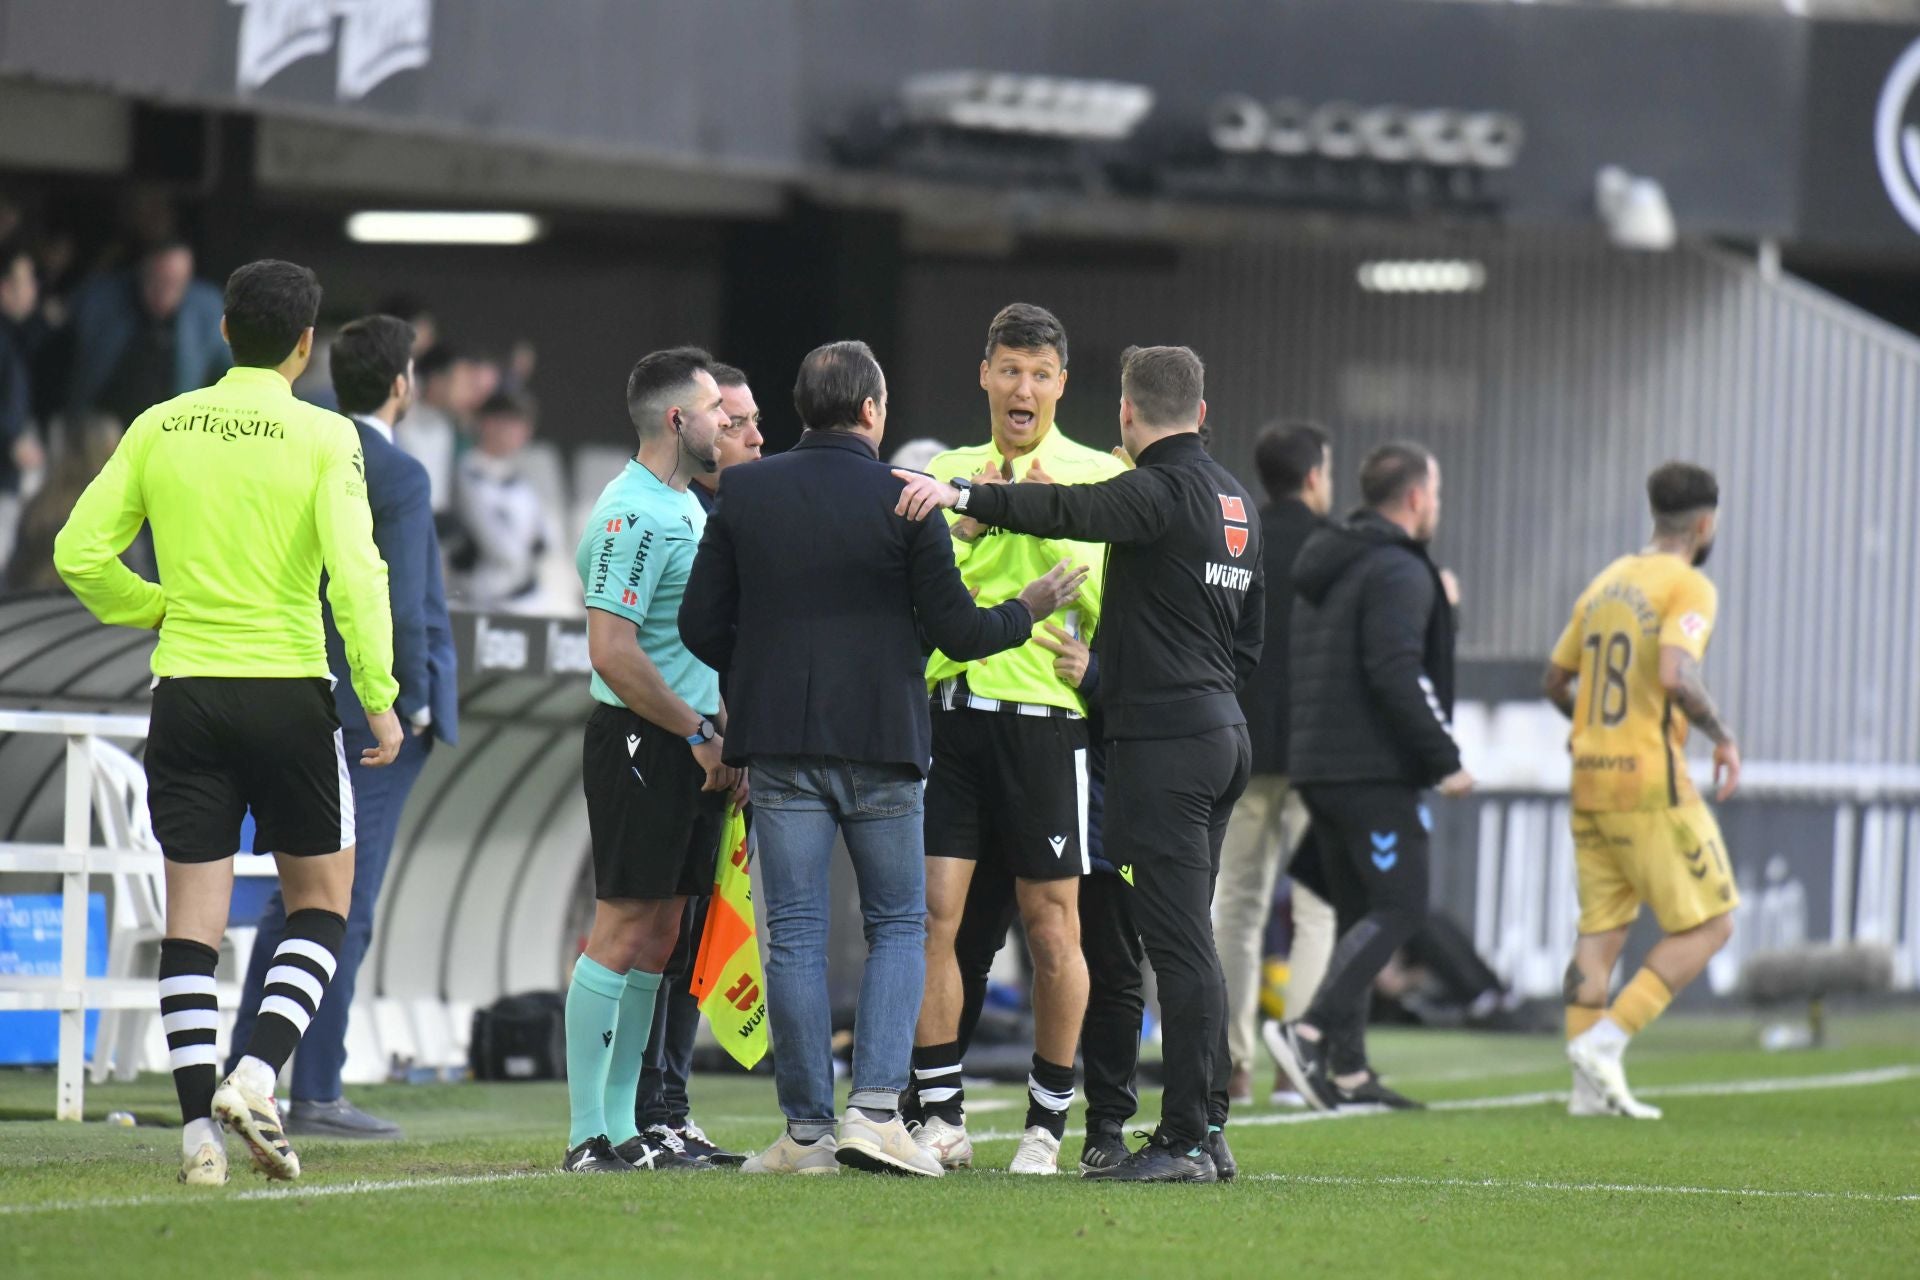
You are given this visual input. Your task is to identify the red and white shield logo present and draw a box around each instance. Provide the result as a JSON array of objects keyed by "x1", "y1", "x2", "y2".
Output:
[{"x1": 1219, "y1": 493, "x2": 1249, "y2": 558}]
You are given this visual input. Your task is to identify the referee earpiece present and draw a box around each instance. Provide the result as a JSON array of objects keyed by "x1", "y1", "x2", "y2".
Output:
[{"x1": 671, "y1": 411, "x2": 683, "y2": 435}]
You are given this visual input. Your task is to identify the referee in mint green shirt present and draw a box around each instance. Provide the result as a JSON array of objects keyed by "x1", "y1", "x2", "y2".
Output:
[
  {"x1": 560, "y1": 346, "x2": 745, "y2": 1174},
  {"x1": 55, "y1": 259, "x2": 403, "y2": 1188}
]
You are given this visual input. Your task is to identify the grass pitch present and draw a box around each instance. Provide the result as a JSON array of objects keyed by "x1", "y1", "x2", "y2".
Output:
[{"x1": 2, "y1": 1012, "x2": 1916, "y2": 1279}]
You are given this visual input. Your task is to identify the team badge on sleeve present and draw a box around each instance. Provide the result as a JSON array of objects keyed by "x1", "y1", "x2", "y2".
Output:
[{"x1": 1679, "y1": 611, "x2": 1708, "y2": 641}]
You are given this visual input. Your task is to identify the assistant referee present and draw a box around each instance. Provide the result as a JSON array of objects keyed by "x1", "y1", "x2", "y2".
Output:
[
  {"x1": 56, "y1": 259, "x2": 403, "y2": 1188},
  {"x1": 896, "y1": 344, "x2": 1264, "y2": 1183}
]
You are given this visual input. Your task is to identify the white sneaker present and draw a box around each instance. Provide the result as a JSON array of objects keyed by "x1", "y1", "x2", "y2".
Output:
[
  {"x1": 1568, "y1": 1069, "x2": 1611, "y2": 1117},
  {"x1": 1008, "y1": 1126, "x2": 1061, "y2": 1175},
  {"x1": 836, "y1": 1110, "x2": 943, "y2": 1177},
  {"x1": 212, "y1": 1070, "x2": 300, "y2": 1180},
  {"x1": 911, "y1": 1114, "x2": 974, "y2": 1169},
  {"x1": 742, "y1": 1131, "x2": 841, "y2": 1174},
  {"x1": 1567, "y1": 1040, "x2": 1663, "y2": 1120},
  {"x1": 178, "y1": 1140, "x2": 228, "y2": 1186}
]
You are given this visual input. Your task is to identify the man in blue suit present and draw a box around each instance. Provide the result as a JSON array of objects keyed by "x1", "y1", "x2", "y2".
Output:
[{"x1": 228, "y1": 315, "x2": 458, "y2": 1138}]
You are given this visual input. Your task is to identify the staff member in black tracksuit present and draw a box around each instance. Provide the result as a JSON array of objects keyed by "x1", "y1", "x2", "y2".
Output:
[
  {"x1": 897, "y1": 345, "x2": 1262, "y2": 1184},
  {"x1": 1269, "y1": 442, "x2": 1474, "y2": 1113}
]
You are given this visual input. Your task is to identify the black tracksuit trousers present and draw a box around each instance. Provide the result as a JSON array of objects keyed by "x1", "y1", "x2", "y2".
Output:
[
  {"x1": 1297, "y1": 781, "x2": 1432, "y2": 1075},
  {"x1": 1104, "y1": 725, "x2": 1251, "y2": 1147}
]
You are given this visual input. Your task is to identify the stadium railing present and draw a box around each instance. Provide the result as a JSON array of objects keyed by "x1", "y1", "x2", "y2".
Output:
[{"x1": 0, "y1": 710, "x2": 272, "y2": 1120}]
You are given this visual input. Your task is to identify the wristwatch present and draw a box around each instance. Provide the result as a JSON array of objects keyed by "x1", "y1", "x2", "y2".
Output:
[
  {"x1": 685, "y1": 717, "x2": 716, "y2": 746},
  {"x1": 951, "y1": 476, "x2": 973, "y2": 512}
]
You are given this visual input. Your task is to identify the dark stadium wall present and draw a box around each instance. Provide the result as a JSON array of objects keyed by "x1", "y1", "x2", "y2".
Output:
[{"x1": 0, "y1": 0, "x2": 1810, "y2": 240}]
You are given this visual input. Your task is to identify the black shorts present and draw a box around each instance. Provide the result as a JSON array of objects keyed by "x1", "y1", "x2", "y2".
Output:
[
  {"x1": 923, "y1": 706, "x2": 1090, "y2": 881},
  {"x1": 582, "y1": 703, "x2": 726, "y2": 901},
  {"x1": 146, "y1": 676, "x2": 351, "y2": 863}
]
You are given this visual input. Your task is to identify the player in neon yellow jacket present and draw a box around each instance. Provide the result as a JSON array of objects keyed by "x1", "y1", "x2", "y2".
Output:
[
  {"x1": 54, "y1": 260, "x2": 400, "y2": 1189},
  {"x1": 910, "y1": 303, "x2": 1125, "y2": 1176}
]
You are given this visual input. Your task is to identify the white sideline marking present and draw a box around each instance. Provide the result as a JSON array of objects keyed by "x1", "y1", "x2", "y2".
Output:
[
  {"x1": 0, "y1": 1172, "x2": 552, "y2": 1217},
  {"x1": 1243, "y1": 1173, "x2": 1920, "y2": 1204},
  {"x1": 5, "y1": 1066, "x2": 1914, "y2": 1217},
  {"x1": 970, "y1": 1064, "x2": 1920, "y2": 1141}
]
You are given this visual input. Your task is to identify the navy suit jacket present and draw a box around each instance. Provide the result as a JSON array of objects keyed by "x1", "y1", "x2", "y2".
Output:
[
  {"x1": 324, "y1": 419, "x2": 459, "y2": 746},
  {"x1": 678, "y1": 430, "x2": 1032, "y2": 774}
]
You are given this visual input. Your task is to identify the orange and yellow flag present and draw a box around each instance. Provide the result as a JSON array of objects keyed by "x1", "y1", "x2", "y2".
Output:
[{"x1": 690, "y1": 805, "x2": 768, "y2": 1068}]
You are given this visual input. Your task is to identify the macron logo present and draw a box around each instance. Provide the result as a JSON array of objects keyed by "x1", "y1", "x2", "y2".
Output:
[{"x1": 1048, "y1": 835, "x2": 1068, "y2": 859}]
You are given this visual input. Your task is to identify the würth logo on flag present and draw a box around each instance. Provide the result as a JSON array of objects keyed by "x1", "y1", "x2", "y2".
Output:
[{"x1": 1219, "y1": 494, "x2": 1249, "y2": 558}]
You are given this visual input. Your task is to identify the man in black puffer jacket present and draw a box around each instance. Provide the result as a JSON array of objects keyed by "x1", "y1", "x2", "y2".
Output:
[{"x1": 1269, "y1": 441, "x2": 1474, "y2": 1113}]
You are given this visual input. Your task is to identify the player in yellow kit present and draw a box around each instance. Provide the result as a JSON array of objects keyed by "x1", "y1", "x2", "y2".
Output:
[{"x1": 1543, "y1": 462, "x2": 1739, "y2": 1120}]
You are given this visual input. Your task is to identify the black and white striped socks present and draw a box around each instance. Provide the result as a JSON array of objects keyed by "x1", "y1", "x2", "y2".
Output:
[
  {"x1": 244, "y1": 908, "x2": 346, "y2": 1076},
  {"x1": 159, "y1": 937, "x2": 221, "y2": 1148},
  {"x1": 912, "y1": 1041, "x2": 966, "y2": 1126}
]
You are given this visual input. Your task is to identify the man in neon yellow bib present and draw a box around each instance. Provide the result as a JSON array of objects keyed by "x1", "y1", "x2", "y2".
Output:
[{"x1": 910, "y1": 303, "x2": 1123, "y2": 1175}]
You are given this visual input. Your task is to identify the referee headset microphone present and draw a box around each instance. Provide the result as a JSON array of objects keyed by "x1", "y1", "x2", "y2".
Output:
[{"x1": 674, "y1": 408, "x2": 720, "y2": 475}]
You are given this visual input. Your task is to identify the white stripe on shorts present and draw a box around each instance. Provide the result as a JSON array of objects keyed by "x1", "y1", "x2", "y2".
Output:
[
  {"x1": 1073, "y1": 747, "x2": 1090, "y2": 875},
  {"x1": 259, "y1": 994, "x2": 313, "y2": 1034},
  {"x1": 334, "y1": 727, "x2": 356, "y2": 849}
]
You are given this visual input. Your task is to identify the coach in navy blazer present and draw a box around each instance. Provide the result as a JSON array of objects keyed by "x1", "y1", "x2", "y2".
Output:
[{"x1": 229, "y1": 316, "x2": 456, "y2": 1138}]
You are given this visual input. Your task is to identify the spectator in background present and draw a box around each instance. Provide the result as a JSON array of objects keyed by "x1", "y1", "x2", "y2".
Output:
[
  {"x1": 65, "y1": 240, "x2": 228, "y2": 425},
  {"x1": 454, "y1": 390, "x2": 558, "y2": 612},
  {"x1": 1213, "y1": 422, "x2": 1334, "y2": 1107},
  {"x1": 395, "y1": 345, "x2": 466, "y2": 515},
  {"x1": 888, "y1": 437, "x2": 950, "y2": 473},
  {"x1": 3, "y1": 413, "x2": 119, "y2": 592},
  {"x1": 378, "y1": 294, "x2": 437, "y2": 355},
  {"x1": 1, "y1": 242, "x2": 48, "y2": 568}
]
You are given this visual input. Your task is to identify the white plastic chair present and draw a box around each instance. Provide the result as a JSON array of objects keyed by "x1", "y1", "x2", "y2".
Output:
[{"x1": 87, "y1": 742, "x2": 168, "y2": 1082}]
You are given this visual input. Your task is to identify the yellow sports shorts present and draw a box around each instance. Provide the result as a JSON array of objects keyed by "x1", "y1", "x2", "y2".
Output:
[{"x1": 1570, "y1": 803, "x2": 1739, "y2": 934}]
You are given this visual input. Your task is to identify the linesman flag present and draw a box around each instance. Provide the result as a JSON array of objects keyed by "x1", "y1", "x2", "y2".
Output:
[{"x1": 689, "y1": 805, "x2": 769, "y2": 1068}]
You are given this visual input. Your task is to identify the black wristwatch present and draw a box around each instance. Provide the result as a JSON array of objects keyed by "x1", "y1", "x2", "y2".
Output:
[
  {"x1": 951, "y1": 476, "x2": 973, "y2": 512},
  {"x1": 685, "y1": 717, "x2": 716, "y2": 746}
]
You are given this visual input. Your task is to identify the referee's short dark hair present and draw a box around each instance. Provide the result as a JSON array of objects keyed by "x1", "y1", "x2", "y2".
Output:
[
  {"x1": 223, "y1": 259, "x2": 322, "y2": 368},
  {"x1": 793, "y1": 340, "x2": 885, "y2": 432},
  {"x1": 985, "y1": 303, "x2": 1068, "y2": 366},
  {"x1": 1647, "y1": 461, "x2": 1718, "y2": 534},
  {"x1": 330, "y1": 315, "x2": 416, "y2": 416},
  {"x1": 1254, "y1": 421, "x2": 1331, "y2": 501},
  {"x1": 1359, "y1": 441, "x2": 1435, "y2": 508},
  {"x1": 710, "y1": 362, "x2": 749, "y2": 389},
  {"x1": 1120, "y1": 344, "x2": 1204, "y2": 429},
  {"x1": 626, "y1": 346, "x2": 713, "y2": 435}
]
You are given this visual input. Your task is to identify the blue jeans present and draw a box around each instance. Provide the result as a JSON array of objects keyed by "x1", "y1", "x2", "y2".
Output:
[
  {"x1": 228, "y1": 725, "x2": 432, "y2": 1099},
  {"x1": 750, "y1": 755, "x2": 925, "y2": 1141}
]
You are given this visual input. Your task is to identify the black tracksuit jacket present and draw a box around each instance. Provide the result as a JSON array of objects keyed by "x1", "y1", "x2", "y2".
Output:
[
  {"x1": 960, "y1": 432, "x2": 1264, "y2": 740},
  {"x1": 1287, "y1": 510, "x2": 1461, "y2": 787}
]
